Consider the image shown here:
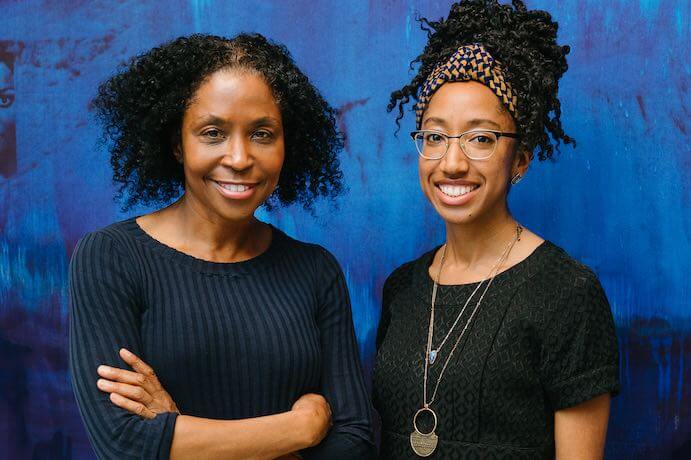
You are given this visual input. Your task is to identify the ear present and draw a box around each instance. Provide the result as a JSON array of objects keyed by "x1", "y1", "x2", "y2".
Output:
[
  {"x1": 171, "y1": 129, "x2": 184, "y2": 164},
  {"x1": 173, "y1": 146, "x2": 183, "y2": 164},
  {"x1": 511, "y1": 146, "x2": 532, "y2": 178}
]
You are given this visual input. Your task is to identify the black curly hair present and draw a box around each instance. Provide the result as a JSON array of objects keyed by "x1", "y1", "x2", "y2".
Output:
[
  {"x1": 388, "y1": 0, "x2": 575, "y2": 160},
  {"x1": 93, "y1": 33, "x2": 343, "y2": 210}
]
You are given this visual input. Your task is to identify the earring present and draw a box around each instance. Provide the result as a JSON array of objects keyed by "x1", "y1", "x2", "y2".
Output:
[{"x1": 510, "y1": 173, "x2": 523, "y2": 185}]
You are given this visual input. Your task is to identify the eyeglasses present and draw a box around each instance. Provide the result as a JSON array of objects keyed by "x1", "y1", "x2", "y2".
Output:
[{"x1": 410, "y1": 129, "x2": 520, "y2": 160}]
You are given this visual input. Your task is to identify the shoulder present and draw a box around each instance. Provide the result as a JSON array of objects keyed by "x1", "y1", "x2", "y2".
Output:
[
  {"x1": 383, "y1": 260, "x2": 416, "y2": 292},
  {"x1": 275, "y1": 229, "x2": 335, "y2": 262},
  {"x1": 532, "y1": 241, "x2": 603, "y2": 293},
  {"x1": 528, "y1": 242, "x2": 611, "y2": 324},
  {"x1": 72, "y1": 218, "x2": 140, "y2": 264},
  {"x1": 386, "y1": 247, "x2": 436, "y2": 286},
  {"x1": 382, "y1": 247, "x2": 435, "y2": 303},
  {"x1": 271, "y1": 227, "x2": 344, "y2": 277},
  {"x1": 69, "y1": 220, "x2": 144, "y2": 295}
]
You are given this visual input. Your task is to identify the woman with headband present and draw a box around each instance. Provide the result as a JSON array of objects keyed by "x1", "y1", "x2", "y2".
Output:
[
  {"x1": 374, "y1": 1, "x2": 619, "y2": 458},
  {"x1": 69, "y1": 34, "x2": 374, "y2": 459}
]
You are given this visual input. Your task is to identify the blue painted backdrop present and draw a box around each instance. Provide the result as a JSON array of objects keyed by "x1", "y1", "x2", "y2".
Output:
[{"x1": 0, "y1": 0, "x2": 688, "y2": 458}]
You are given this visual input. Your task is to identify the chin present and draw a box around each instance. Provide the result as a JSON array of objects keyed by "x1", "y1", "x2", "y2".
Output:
[
  {"x1": 200, "y1": 197, "x2": 256, "y2": 223},
  {"x1": 213, "y1": 202, "x2": 263, "y2": 223},
  {"x1": 433, "y1": 205, "x2": 479, "y2": 226},
  {"x1": 425, "y1": 190, "x2": 481, "y2": 226}
]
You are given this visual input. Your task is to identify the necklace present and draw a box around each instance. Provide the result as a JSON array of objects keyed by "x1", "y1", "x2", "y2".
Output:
[
  {"x1": 410, "y1": 225, "x2": 523, "y2": 457},
  {"x1": 426, "y1": 226, "x2": 523, "y2": 366}
]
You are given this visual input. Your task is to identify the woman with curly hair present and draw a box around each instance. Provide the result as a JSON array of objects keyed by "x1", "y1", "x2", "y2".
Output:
[
  {"x1": 69, "y1": 33, "x2": 374, "y2": 459},
  {"x1": 373, "y1": 1, "x2": 619, "y2": 458}
]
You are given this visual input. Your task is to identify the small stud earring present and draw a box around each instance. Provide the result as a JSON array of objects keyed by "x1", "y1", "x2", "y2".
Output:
[{"x1": 510, "y1": 173, "x2": 523, "y2": 185}]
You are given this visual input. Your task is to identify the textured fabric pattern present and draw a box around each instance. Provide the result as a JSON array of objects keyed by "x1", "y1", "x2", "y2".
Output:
[
  {"x1": 415, "y1": 43, "x2": 518, "y2": 129},
  {"x1": 69, "y1": 218, "x2": 375, "y2": 459},
  {"x1": 373, "y1": 241, "x2": 619, "y2": 459}
]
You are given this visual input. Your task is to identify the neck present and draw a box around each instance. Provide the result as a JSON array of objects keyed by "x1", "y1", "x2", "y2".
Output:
[
  {"x1": 167, "y1": 193, "x2": 262, "y2": 260},
  {"x1": 443, "y1": 207, "x2": 518, "y2": 270}
]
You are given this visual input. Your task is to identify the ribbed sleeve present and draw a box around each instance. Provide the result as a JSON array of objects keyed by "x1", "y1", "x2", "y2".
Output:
[
  {"x1": 69, "y1": 231, "x2": 177, "y2": 459},
  {"x1": 301, "y1": 248, "x2": 376, "y2": 459}
]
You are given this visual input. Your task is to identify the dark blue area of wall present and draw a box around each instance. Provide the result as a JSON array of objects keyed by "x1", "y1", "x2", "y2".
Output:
[{"x1": 0, "y1": 0, "x2": 688, "y2": 458}]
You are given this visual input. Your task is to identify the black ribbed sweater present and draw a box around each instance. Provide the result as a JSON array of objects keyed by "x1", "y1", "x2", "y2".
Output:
[{"x1": 68, "y1": 218, "x2": 375, "y2": 459}]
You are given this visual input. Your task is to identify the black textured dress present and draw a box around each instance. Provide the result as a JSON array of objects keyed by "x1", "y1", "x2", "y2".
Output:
[{"x1": 373, "y1": 241, "x2": 620, "y2": 459}]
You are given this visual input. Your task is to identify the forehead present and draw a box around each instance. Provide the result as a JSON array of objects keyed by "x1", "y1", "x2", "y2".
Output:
[
  {"x1": 423, "y1": 81, "x2": 513, "y2": 129},
  {"x1": 185, "y1": 69, "x2": 280, "y2": 120}
]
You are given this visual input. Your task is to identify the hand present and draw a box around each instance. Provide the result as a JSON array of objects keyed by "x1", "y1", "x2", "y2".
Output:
[
  {"x1": 96, "y1": 348, "x2": 180, "y2": 419},
  {"x1": 291, "y1": 393, "x2": 332, "y2": 448}
]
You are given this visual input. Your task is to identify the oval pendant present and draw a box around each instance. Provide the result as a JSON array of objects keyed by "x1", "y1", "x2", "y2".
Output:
[
  {"x1": 410, "y1": 429, "x2": 438, "y2": 457},
  {"x1": 411, "y1": 406, "x2": 439, "y2": 457}
]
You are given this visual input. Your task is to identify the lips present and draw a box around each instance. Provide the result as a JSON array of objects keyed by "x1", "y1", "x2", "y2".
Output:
[
  {"x1": 217, "y1": 183, "x2": 251, "y2": 193},
  {"x1": 438, "y1": 184, "x2": 479, "y2": 197},
  {"x1": 211, "y1": 180, "x2": 258, "y2": 200},
  {"x1": 433, "y1": 181, "x2": 480, "y2": 206}
]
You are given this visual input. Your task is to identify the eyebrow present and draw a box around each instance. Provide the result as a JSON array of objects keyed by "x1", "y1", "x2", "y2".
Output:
[
  {"x1": 192, "y1": 115, "x2": 281, "y2": 128},
  {"x1": 193, "y1": 115, "x2": 227, "y2": 126},
  {"x1": 466, "y1": 118, "x2": 502, "y2": 129},
  {"x1": 248, "y1": 116, "x2": 281, "y2": 128},
  {"x1": 422, "y1": 116, "x2": 502, "y2": 130}
]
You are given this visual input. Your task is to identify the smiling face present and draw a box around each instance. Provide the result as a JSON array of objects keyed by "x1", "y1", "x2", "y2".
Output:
[
  {"x1": 418, "y1": 80, "x2": 530, "y2": 227},
  {"x1": 178, "y1": 69, "x2": 285, "y2": 223}
]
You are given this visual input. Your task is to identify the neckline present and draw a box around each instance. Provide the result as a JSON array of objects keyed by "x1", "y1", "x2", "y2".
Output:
[
  {"x1": 428, "y1": 240, "x2": 548, "y2": 287},
  {"x1": 122, "y1": 217, "x2": 286, "y2": 276},
  {"x1": 413, "y1": 240, "x2": 552, "y2": 305}
]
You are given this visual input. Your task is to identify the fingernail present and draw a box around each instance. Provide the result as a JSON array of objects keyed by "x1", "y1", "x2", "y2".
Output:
[
  {"x1": 120, "y1": 348, "x2": 132, "y2": 357},
  {"x1": 97, "y1": 365, "x2": 109, "y2": 374},
  {"x1": 97, "y1": 379, "x2": 106, "y2": 389}
]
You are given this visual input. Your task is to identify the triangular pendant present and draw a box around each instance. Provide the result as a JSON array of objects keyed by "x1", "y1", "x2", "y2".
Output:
[{"x1": 429, "y1": 349, "x2": 438, "y2": 365}]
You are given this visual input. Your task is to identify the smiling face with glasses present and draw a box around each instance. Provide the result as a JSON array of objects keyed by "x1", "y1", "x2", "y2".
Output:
[{"x1": 415, "y1": 80, "x2": 531, "y2": 227}]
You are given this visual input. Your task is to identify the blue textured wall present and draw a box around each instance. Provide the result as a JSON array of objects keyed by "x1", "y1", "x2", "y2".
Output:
[{"x1": 0, "y1": 0, "x2": 688, "y2": 458}]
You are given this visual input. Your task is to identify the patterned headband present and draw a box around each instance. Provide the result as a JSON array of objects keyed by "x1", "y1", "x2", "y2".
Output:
[{"x1": 415, "y1": 43, "x2": 518, "y2": 129}]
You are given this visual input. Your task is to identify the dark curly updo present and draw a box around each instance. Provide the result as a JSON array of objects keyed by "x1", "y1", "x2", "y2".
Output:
[
  {"x1": 93, "y1": 33, "x2": 343, "y2": 209},
  {"x1": 389, "y1": 0, "x2": 574, "y2": 160}
]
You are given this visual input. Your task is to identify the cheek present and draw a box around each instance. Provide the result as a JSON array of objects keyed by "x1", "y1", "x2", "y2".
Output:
[
  {"x1": 264, "y1": 145, "x2": 285, "y2": 184},
  {"x1": 485, "y1": 153, "x2": 513, "y2": 185},
  {"x1": 180, "y1": 136, "x2": 201, "y2": 167},
  {"x1": 417, "y1": 161, "x2": 430, "y2": 193},
  {"x1": 273, "y1": 143, "x2": 286, "y2": 172},
  {"x1": 417, "y1": 159, "x2": 433, "y2": 183},
  {"x1": 181, "y1": 149, "x2": 210, "y2": 178},
  {"x1": 417, "y1": 160, "x2": 441, "y2": 204}
]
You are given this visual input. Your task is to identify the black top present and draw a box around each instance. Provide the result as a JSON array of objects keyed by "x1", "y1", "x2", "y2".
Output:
[
  {"x1": 69, "y1": 218, "x2": 375, "y2": 459},
  {"x1": 373, "y1": 241, "x2": 620, "y2": 459}
]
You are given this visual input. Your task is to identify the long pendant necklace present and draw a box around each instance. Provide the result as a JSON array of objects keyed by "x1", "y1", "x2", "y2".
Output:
[
  {"x1": 410, "y1": 225, "x2": 522, "y2": 457},
  {"x1": 426, "y1": 256, "x2": 491, "y2": 366}
]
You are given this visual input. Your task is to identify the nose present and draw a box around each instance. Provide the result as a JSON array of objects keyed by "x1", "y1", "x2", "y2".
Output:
[
  {"x1": 220, "y1": 136, "x2": 253, "y2": 172},
  {"x1": 440, "y1": 138, "x2": 470, "y2": 176}
]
